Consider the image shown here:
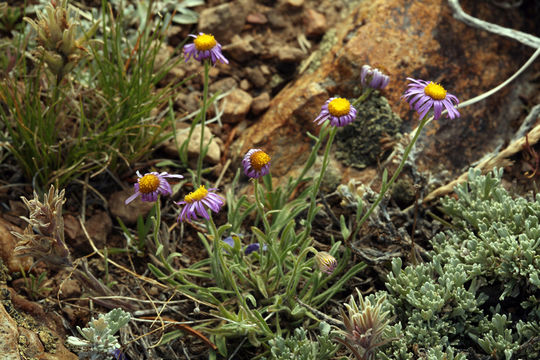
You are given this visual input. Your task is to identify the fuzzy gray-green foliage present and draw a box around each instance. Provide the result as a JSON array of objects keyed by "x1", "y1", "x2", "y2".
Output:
[
  {"x1": 67, "y1": 308, "x2": 131, "y2": 360},
  {"x1": 262, "y1": 322, "x2": 338, "y2": 360},
  {"x1": 434, "y1": 168, "x2": 540, "y2": 299},
  {"x1": 373, "y1": 169, "x2": 539, "y2": 359}
]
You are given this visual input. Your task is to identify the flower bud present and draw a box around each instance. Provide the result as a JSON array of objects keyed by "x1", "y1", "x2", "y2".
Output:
[{"x1": 315, "y1": 251, "x2": 337, "y2": 274}]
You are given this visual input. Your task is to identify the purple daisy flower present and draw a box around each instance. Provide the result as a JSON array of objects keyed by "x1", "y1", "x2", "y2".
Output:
[
  {"x1": 402, "y1": 78, "x2": 460, "y2": 120},
  {"x1": 183, "y1": 33, "x2": 229, "y2": 65},
  {"x1": 110, "y1": 349, "x2": 126, "y2": 360},
  {"x1": 125, "y1": 171, "x2": 183, "y2": 205},
  {"x1": 361, "y1": 65, "x2": 390, "y2": 90},
  {"x1": 222, "y1": 235, "x2": 267, "y2": 255},
  {"x1": 242, "y1": 149, "x2": 271, "y2": 179},
  {"x1": 315, "y1": 251, "x2": 337, "y2": 275},
  {"x1": 314, "y1": 97, "x2": 357, "y2": 127},
  {"x1": 176, "y1": 185, "x2": 224, "y2": 222}
]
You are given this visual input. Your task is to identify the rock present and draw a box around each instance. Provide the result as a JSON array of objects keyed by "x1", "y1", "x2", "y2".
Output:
[
  {"x1": 208, "y1": 67, "x2": 220, "y2": 79},
  {"x1": 222, "y1": 34, "x2": 257, "y2": 63},
  {"x1": 18, "y1": 327, "x2": 45, "y2": 358},
  {"x1": 240, "y1": 79, "x2": 251, "y2": 91},
  {"x1": 109, "y1": 189, "x2": 154, "y2": 225},
  {"x1": 260, "y1": 65, "x2": 271, "y2": 76},
  {"x1": 58, "y1": 278, "x2": 81, "y2": 299},
  {"x1": 246, "y1": 66, "x2": 266, "y2": 88},
  {"x1": 63, "y1": 214, "x2": 80, "y2": 241},
  {"x1": 209, "y1": 77, "x2": 238, "y2": 94},
  {"x1": 169, "y1": 65, "x2": 186, "y2": 80},
  {"x1": 266, "y1": 10, "x2": 288, "y2": 29},
  {"x1": 0, "y1": 301, "x2": 19, "y2": 359},
  {"x1": 165, "y1": 25, "x2": 183, "y2": 42},
  {"x1": 304, "y1": 8, "x2": 327, "y2": 36},
  {"x1": 175, "y1": 91, "x2": 202, "y2": 114},
  {"x1": 234, "y1": 0, "x2": 539, "y2": 187},
  {"x1": 246, "y1": 12, "x2": 267, "y2": 24},
  {"x1": 335, "y1": 93, "x2": 402, "y2": 169},
  {"x1": 163, "y1": 124, "x2": 222, "y2": 165},
  {"x1": 0, "y1": 285, "x2": 78, "y2": 360},
  {"x1": 269, "y1": 74, "x2": 285, "y2": 90},
  {"x1": 0, "y1": 218, "x2": 32, "y2": 273},
  {"x1": 283, "y1": 0, "x2": 304, "y2": 8},
  {"x1": 82, "y1": 211, "x2": 112, "y2": 248},
  {"x1": 270, "y1": 45, "x2": 305, "y2": 62},
  {"x1": 66, "y1": 210, "x2": 112, "y2": 251},
  {"x1": 251, "y1": 92, "x2": 271, "y2": 115},
  {"x1": 198, "y1": 2, "x2": 247, "y2": 44},
  {"x1": 222, "y1": 88, "x2": 253, "y2": 123}
]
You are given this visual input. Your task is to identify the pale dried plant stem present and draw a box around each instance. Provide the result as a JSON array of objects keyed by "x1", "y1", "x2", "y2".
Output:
[
  {"x1": 78, "y1": 217, "x2": 219, "y2": 309},
  {"x1": 412, "y1": 2, "x2": 540, "y2": 202},
  {"x1": 424, "y1": 110, "x2": 540, "y2": 202},
  {"x1": 448, "y1": 0, "x2": 540, "y2": 49}
]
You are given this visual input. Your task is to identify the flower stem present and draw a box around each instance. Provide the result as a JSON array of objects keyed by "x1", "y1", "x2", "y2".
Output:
[
  {"x1": 254, "y1": 178, "x2": 271, "y2": 232},
  {"x1": 196, "y1": 60, "x2": 210, "y2": 186},
  {"x1": 351, "y1": 88, "x2": 373, "y2": 108},
  {"x1": 355, "y1": 114, "x2": 430, "y2": 230},
  {"x1": 299, "y1": 126, "x2": 338, "y2": 246}
]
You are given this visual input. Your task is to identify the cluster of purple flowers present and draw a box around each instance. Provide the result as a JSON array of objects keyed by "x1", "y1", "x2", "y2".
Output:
[
  {"x1": 125, "y1": 171, "x2": 225, "y2": 223},
  {"x1": 313, "y1": 67, "x2": 459, "y2": 129},
  {"x1": 124, "y1": 147, "x2": 272, "y2": 222},
  {"x1": 124, "y1": 34, "x2": 461, "y2": 281}
]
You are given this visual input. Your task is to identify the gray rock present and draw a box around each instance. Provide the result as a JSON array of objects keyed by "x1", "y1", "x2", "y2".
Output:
[
  {"x1": 270, "y1": 45, "x2": 305, "y2": 62},
  {"x1": 251, "y1": 92, "x2": 270, "y2": 115},
  {"x1": 246, "y1": 67, "x2": 266, "y2": 88},
  {"x1": 222, "y1": 34, "x2": 257, "y2": 62},
  {"x1": 198, "y1": 2, "x2": 247, "y2": 44},
  {"x1": 164, "y1": 124, "x2": 221, "y2": 165},
  {"x1": 209, "y1": 77, "x2": 238, "y2": 94},
  {"x1": 175, "y1": 91, "x2": 202, "y2": 114},
  {"x1": 222, "y1": 88, "x2": 253, "y2": 123}
]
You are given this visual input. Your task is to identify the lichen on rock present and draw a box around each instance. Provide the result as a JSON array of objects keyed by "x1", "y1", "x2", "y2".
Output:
[{"x1": 335, "y1": 93, "x2": 402, "y2": 169}]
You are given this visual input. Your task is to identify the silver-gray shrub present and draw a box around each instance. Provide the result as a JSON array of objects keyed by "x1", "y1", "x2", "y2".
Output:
[
  {"x1": 67, "y1": 308, "x2": 131, "y2": 360},
  {"x1": 262, "y1": 322, "x2": 338, "y2": 360},
  {"x1": 372, "y1": 169, "x2": 539, "y2": 359}
]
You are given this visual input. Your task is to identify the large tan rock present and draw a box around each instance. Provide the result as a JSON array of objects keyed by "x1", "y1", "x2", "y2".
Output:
[
  {"x1": 0, "y1": 300, "x2": 19, "y2": 359},
  {"x1": 0, "y1": 285, "x2": 77, "y2": 360},
  {"x1": 0, "y1": 218, "x2": 33, "y2": 273},
  {"x1": 234, "y1": 0, "x2": 539, "y2": 184}
]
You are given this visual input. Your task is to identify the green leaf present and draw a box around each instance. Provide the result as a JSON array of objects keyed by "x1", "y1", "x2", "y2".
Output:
[
  {"x1": 255, "y1": 275, "x2": 269, "y2": 298},
  {"x1": 340, "y1": 214, "x2": 350, "y2": 239}
]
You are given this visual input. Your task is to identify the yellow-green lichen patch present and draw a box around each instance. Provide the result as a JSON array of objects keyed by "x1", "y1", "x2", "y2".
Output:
[{"x1": 38, "y1": 329, "x2": 57, "y2": 353}]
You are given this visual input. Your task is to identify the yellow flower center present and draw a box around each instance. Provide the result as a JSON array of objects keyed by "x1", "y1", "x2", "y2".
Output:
[
  {"x1": 194, "y1": 34, "x2": 217, "y2": 51},
  {"x1": 184, "y1": 185, "x2": 208, "y2": 203},
  {"x1": 138, "y1": 174, "x2": 160, "y2": 194},
  {"x1": 424, "y1": 82, "x2": 447, "y2": 100},
  {"x1": 250, "y1": 151, "x2": 271, "y2": 171},
  {"x1": 327, "y1": 98, "x2": 351, "y2": 117}
]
